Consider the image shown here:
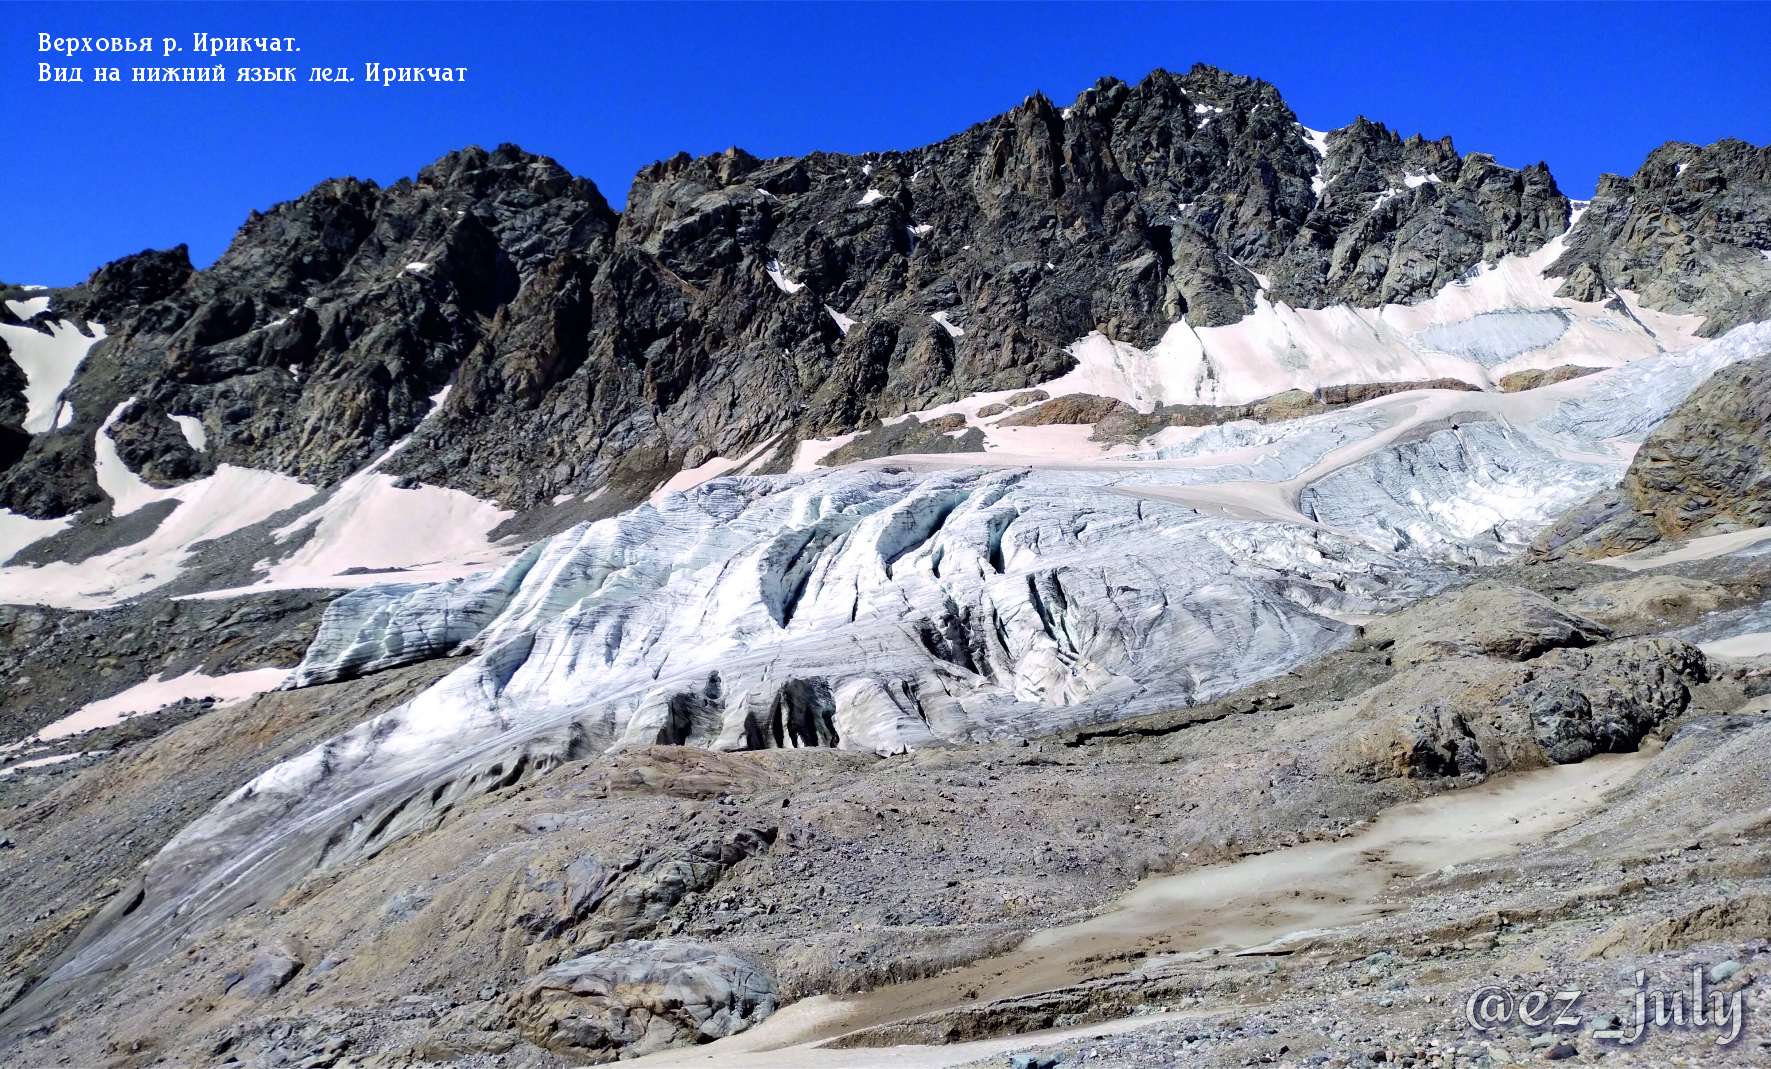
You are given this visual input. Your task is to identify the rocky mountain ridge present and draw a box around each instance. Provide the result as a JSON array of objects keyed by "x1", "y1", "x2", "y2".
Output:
[
  {"x1": 2, "y1": 64, "x2": 1771, "y2": 1069},
  {"x1": 11, "y1": 63, "x2": 1733, "y2": 526}
]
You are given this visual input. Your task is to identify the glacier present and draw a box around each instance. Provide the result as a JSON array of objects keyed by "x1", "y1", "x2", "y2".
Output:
[{"x1": 13, "y1": 321, "x2": 1771, "y2": 1024}]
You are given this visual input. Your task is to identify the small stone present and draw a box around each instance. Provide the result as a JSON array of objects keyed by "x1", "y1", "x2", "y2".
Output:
[
  {"x1": 1544, "y1": 1040, "x2": 1578, "y2": 1060},
  {"x1": 1709, "y1": 959, "x2": 1743, "y2": 983}
]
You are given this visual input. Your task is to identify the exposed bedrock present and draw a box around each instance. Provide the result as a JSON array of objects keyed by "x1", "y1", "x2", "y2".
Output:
[
  {"x1": 1549, "y1": 137, "x2": 1771, "y2": 337},
  {"x1": 511, "y1": 939, "x2": 777, "y2": 1062},
  {"x1": 1531, "y1": 345, "x2": 1771, "y2": 561},
  {"x1": 1330, "y1": 635, "x2": 1706, "y2": 780}
]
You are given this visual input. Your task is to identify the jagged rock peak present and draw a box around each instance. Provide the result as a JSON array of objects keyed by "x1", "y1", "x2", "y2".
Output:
[
  {"x1": 1549, "y1": 137, "x2": 1771, "y2": 336},
  {"x1": 0, "y1": 67, "x2": 1598, "y2": 522}
]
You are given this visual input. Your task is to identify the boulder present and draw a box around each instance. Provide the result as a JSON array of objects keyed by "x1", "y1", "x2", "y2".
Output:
[{"x1": 512, "y1": 939, "x2": 776, "y2": 1061}]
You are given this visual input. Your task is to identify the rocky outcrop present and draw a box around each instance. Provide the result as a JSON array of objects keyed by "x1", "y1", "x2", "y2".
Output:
[
  {"x1": 1548, "y1": 138, "x2": 1771, "y2": 337},
  {"x1": 816, "y1": 414, "x2": 985, "y2": 466},
  {"x1": 1623, "y1": 348, "x2": 1771, "y2": 536},
  {"x1": 1360, "y1": 582, "x2": 1610, "y2": 668},
  {"x1": 1334, "y1": 635, "x2": 1705, "y2": 779},
  {"x1": 511, "y1": 939, "x2": 776, "y2": 1061},
  {"x1": 1497, "y1": 365, "x2": 1600, "y2": 392},
  {"x1": 570, "y1": 828, "x2": 777, "y2": 952},
  {"x1": 991, "y1": 379, "x2": 1482, "y2": 447},
  {"x1": 997, "y1": 393, "x2": 1130, "y2": 427},
  {"x1": 103, "y1": 398, "x2": 209, "y2": 487},
  {"x1": 1531, "y1": 348, "x2": 1771, "y2": 560}
]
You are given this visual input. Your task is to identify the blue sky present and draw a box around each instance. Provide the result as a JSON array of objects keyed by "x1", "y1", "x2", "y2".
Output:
[{"x1": 7, "y1": 1, "x2": 1769, "y2": 286}]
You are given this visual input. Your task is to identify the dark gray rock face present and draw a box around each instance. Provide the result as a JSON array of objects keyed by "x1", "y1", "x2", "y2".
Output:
[
  {"x1": 1531, "y1": 348, "x2": 1771, "y2": 560},
  {"x1": 1547, "y1": 138, "x2": 1771, "y2": 337},
  {"x1": 0, "y1": 335, "x2": 27, "y2": 470},
  {"x1": 51, "y1": 245, "x2": 195, "y2": 327},
  {"x1": 6, "y1": 65, "x2": 1576, "y2": 520},
  {"x1": 1266, "y1": 118, "x2": 1568, "y2": 311},
  {"x1": 2, "y1": 146, "x2": 616, "y2": 517},
  {"x1": 104, "y1": 398, "x2": 208, "y2": 487}
]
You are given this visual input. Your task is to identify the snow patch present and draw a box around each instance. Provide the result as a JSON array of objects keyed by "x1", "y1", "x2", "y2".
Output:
[
  {"x1": 171, "y1": 415, "x2": 207, "y2": 451},
  {"x1": 930, "y1": 311, "x2": 965, "y2": 338},
  {"x1": 1, "y1": 458, "x2": 315, "y2": 608},
  {"x1": 405, "y1": 262, "x2": 431, "y2": 273},
  {"x1": 30, "y1": 667, "x2": 291, "y2": 742},
  {"x1": 856, "y1": 188, "x2": 885, "y2": 206},
  {"x1": 826, "y1": 306, "x2": 856, "y2": 335},
  {"x1": 0, "y1": 318, "x2": 107, "y2": 433},
  {"x1": 0, "y1": 509, "x2": 72, "y2": 565},
  {"x1": 6, "y1": 296, "x2": 51, "y2": 318},
  {"x1": 1404, "y1": 172, "x2": 1442, "y2": 188},
  {"x1": 1301, "y1": 126, "x2": 1331, "y2": 196},
  {"x1": 1700, "y1": 632, "x2": 1771, "y2": 660},
  {"x1": 247, "y1": 453, "x2": 515, "y2": 593},
  {"x1": 1034, "y1": 223, "x2": 1706, "y2": 409},
  {"x1": 649, "y1": 435, "x2": 783, "y2": 505},
  {"x1": 0, "y1": 752, "x2": 104, "y2": 778},
  {"x1": 766, "y1": 260, "x2": 806, "y2": 294}
]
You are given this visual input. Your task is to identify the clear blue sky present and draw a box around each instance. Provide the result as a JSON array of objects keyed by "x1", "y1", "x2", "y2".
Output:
[{"x1": 7, "y1": 1, "x2": 1769, "y2": 286}]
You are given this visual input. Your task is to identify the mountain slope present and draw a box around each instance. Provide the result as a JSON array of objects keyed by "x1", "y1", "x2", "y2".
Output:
[{"x1": 5, "y1": 65, "x2": 1583, "y2": 523}]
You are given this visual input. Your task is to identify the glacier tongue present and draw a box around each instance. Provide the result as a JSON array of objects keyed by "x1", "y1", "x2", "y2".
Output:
[
  {"x1": 294, "y1": 464, "x2": 1438, "y2": 758},
  {"x1": 35, "y1": 322, "x2": 1771, "y2": 1009}
]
